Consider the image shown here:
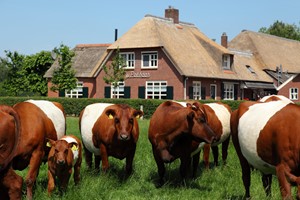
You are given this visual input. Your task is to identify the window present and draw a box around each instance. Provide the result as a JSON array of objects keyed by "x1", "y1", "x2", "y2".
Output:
[
  {"x1": 223, "y1": 83, "x2": 234, "y2": 100},
  {"x1": 65, "y1": 82, "x2": 83, "y2": 98},
  {"x1": 120, "y1": 52, "x2": 135, "y2": 68},
  {"x1": 290, "y1": 88, "x2": 298, "y2": 100},
  {"x1": 222, "y1": 54, "x2": 231, "y2": 70},
  {"x1": 146, "y1": 81, "x2": 167, "y2": 99},
  {"x1": 111, "y1": 82, "x2": 125, "y2": 99},
  {"x1": 193, "y1": 81, "x2": 201, "y2": 100},
  {"x1": 142, "y1": 52, "x2": 158, "y2": 68},
  {"x1": 210, "y1": 84, "x2": 216, "y2": 100}
]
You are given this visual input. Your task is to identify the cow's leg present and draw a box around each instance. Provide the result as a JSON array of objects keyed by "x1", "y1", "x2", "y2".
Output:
[
  {"x1": 211, "y1": 146, "x2": 219, "y2": 167},
  {"x1": 221, "y1": 136, "x2": 230, "y2": 165},
  {"x1": 179, "y1": 155, "x2": 191, "y2": 179},
  {"x1": 203, "y1": 144, "x2": 211, "y2": 169},
  {"x1": 73, "y1": 162, "x2": 81, "y2": 185},
  {"x1": 276, "y1": 164, "x2": 292, "y2": 199},
  {"x1": 192, "y1": 151, "x2": 200, "y2": 178},
  {"x1": 125, "y1": 146, "x2": 136, "y2": 175},
  {"x1": 59, "y1": 173, "x2": 71, "y2": 193},
  {"x1": 262, "y1": 174, "x2": 272, "y2": 197},
  {"x1": 47, "y1": 170, "x2": 55, "y2": 196},
  {"x1": 94, "y1": 155, "x2": 101, "y2": 171},
  {"x1": 83, "y1": 146, "x2": 93, "y2": 169},
  {"x1": 3, "y1": 168, "x2": 23, "y2": 200},
  {"x1": 152, "y1": 148, "x2": 165, "y2": 185},
  {"x1": 99, "y1": 144, "x2": 109, "y2": 172},
  {"x1": 25, "y1": 149, "x2": 44, "y2": 200}
]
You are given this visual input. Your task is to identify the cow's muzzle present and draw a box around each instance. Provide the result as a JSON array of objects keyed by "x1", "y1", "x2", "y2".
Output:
[{"x1": 119, "y1": 134, "x2": 130, "y2": 141}]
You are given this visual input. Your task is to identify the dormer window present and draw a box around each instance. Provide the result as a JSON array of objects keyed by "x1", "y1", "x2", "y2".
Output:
[{"x1": 222, "y1": 54, "x2": 231, "y2": 70}]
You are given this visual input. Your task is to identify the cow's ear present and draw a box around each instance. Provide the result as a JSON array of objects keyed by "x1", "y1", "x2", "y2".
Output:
[
  {"x1": 105, "y1": 109, "x2": 115, "y2": 119},
  {"x1": 46, "y1": 138, "x2": 55, "y2": 148},
  {"x1": 133, "y1": 110, "x2": 144, "y2": 119},
  {"x1": 186, "y1": 103, "x2": 192, "y2": 108},
  {"x1": 69, "y1": 143, "x2": 79, "y2": 151}
]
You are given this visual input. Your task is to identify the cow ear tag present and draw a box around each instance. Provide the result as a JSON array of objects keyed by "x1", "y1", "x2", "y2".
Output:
[
  {"x1": 108, "y1": 114, "x2": 114, "y2": 119},
  {"x1": 71, "y1": 144, "x2": 78, "y2": 151},
  {"x1": 46, "y1": 141, "x2": 52, "y2": 147},
  {"x1": 136, "y1": 115, "x2": 140, "y2": 119}
]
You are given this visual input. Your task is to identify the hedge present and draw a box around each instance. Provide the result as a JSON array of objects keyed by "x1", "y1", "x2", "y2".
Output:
[{"x1": 0, "y1": 97, "x2": 243, "y2": 119}]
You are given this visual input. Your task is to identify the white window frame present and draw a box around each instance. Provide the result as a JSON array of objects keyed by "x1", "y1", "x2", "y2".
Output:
[
  {"x1": 290, "y1": 88, "x2": 298, "y2": 100},
  {"x1": 146, "y1": 81, "x2": 167, "y2": 99},
  {"x1": 210, "y1": 84, "x2": 217, "y2": 100},
  {"x1": 65, "y1": 82, "x2": 83, "y2": 98},
  {"x1": 193, "y1": 81, "x2": 201, "y2": 100},
  {"x1": 111, "y1": 81, "x2": 125, "y2": 99},
  {"x1": 222, "y1": 54, "x2": 231, "y2": 70},
  {"x1": 223, "y1": 83, "x2": 234, "y2": 100},
  {"x1": 141, "y1": 51, "x2": 158, "y2": 69},
  {"x1": 120, "y1": 52, "x2": 135, "y2": 69}
]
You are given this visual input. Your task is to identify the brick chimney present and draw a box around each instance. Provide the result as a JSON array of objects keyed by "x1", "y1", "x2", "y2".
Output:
[
  {"x1": 221, "y1": 32, "x2": 228, "y2": 48},
  {"x1": 165, "y1": 6, "x2": 179, "y2": 24}
]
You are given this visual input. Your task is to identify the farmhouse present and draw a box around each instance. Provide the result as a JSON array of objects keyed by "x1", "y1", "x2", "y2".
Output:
[{"x1": 44, "y1": 7, "x2": 300, "y2": 102}]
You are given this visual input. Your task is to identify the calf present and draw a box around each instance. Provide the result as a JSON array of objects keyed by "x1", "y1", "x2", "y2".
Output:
[
  {"x1": 231, "y1": 100, "x2": 300, "y2": 199},
  {"x1": 148, "y1": 101, "x2": 217, "y2": 184},
  {"x1": 12, "y1": 100, "x2": 66, "y2": 200},
  {"x1": 79, "y1": 103, "x2": 143, "y2": 174},
  {"x1": 47, "y1": 135, "x2": 82, "y2": 195},
  {"x1": 0, "y1": 105, "x2": 23, "y2": 200}
]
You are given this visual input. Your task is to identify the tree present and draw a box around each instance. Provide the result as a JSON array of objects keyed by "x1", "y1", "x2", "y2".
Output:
[
  {"x1": 259, "y1": 20, "x2": 300, "y2": 41},
  {"x1": 50, "y1": 44, "x2": 77, "y2": 94},
  {"x1": 102, "y1": 48, "x2": 126, "y2": 98}
]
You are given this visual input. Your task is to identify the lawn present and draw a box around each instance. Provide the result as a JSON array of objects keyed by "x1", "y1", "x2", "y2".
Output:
[{"x1": 16, "y1": 117, "x2": 285, "y2": 200}]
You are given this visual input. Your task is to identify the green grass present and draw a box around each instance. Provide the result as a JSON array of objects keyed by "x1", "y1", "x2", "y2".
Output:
[{"x1": 16, "y1": 117, "x2": 288, "y2": 199}]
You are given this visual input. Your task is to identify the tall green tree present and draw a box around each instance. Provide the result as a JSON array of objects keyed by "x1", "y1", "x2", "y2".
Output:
[
  {"x1": 259, "y1": 20, "x2": 300, "y2": 41},
  {"x1": 103, "y1": 48, "x2": 126, "y2": 98},
  {"x1": 50, "y1": 44, "x2": 77, "y2": 93}
]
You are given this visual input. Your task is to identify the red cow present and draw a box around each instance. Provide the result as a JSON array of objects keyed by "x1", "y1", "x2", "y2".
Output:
[
  {"x1": 12, "y1": 100, "x2": 66, "y2": 200},
  {"x1": 47, "y1": 135, "x2": 82, "y2": 195},
  {"x1": 0, "y1": 105, "x2": 23, "y2": 200},
  {"x1": 148, "y1": 101, "x2": 217, "y2": 184},
  {"x1": 231, "y1": 100, "x2": 300, "y2": 199},
  {"x1": 79, "y1": 103, "x2": 143, "y2": 174}
]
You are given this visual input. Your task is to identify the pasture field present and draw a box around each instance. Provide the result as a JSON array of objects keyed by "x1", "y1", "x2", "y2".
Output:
[{"x1": 16, "y1": 117, "x2": 286, "y2": 200}]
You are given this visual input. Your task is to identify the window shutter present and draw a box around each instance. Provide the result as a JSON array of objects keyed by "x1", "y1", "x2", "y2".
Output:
[
  {"x1": 82, "y1": 87, "x2": 88, "y2": 98},
  {"x1": 124, "y1": 86, "x2": 130, "y2": 98},
  {"x1": 221, "y1": 83, "x2": 224, "y2": 100},
  {"x1": 138, "y1": 86, "x2": 145, "y2": 99},
  {"x1": 201, "y1": 87, "x2": 206, "y2": 100},
  {"x1": 104, "y1": 86, "x2": 111, "y2": 98},
  {"x1": 59, "y1": 90, "x2": 65, "y2": 97},
  {"x1": 189, "y1": 86, "x2": 193, "y2": 99},
  {"x1": 234, "y1": 84, "x2": 238, "y2": 100},
  {"x1": 166, "y1": 86, "x2": 173, "y2": 99}
]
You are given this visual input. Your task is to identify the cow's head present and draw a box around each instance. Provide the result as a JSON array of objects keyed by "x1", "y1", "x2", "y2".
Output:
[
  {"x1": 105, "y1": 104, "x2": 144, "y2": 141},
  {"x1": 47, "y1": 139, "x2": 77, "y2": 166},
  {"x1": 186, "y1": 102, "x2": 217, "y2": 144},
  {"x1": 0, "y1": 105, "x2": 21, "y2": 172}
]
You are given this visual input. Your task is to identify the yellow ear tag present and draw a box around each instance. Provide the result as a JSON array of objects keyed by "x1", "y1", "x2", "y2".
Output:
[
  {"x1": 136, "y1": 115, "x2": 140, "y2": 119},
  {"x1": 108, "y1": 114, "x2": 114, "y2": 119},
  {"x1": 71, "y1": 144, "x2": 78, "y2": 151},
  {"x1": 46, "y1": 141, "x2": 51, "y2": 147}
]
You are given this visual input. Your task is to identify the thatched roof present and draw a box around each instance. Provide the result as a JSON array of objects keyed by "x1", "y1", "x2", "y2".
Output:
[
  {"x1": 44, "y1": 44, "x2": 110, "y2": 78},
  {"x1": 229, "y1": 30, "x2": 300, "y2": 73},
  {"x1": 109, "y1": 15, "x2": 242, "y2": 80}
]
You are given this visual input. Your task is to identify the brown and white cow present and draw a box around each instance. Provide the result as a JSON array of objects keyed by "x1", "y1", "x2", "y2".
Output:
[
  {"x1": 47, "y1": 135, "x2": 82, "y2": 195},
  {"x1": 148, "y1": 101, "x2": 217, "y2": 184},
  {"x1": 0, "y1": 105, "x2": 23, "y2": 200},
  {"x1": 259, "y1": 94, "x2": 294, "y2": 103},
  {"x1": 12, "y1": 100, "x2": 66, "y2": 200},
  {"x1": 231, "y1": 100, "x2": 300, "y2": 199},
  {"x1": 79, "y1": 103, "x2": 143, "y2": 174}
]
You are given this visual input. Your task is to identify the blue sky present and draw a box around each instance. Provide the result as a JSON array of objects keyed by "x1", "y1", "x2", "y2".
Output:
[{"x1": 1, "y1": 0, "x2": 299, "y2": 57}]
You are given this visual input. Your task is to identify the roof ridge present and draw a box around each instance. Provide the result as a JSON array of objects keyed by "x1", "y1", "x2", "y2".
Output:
[
  {"x1": 76, "y1": 44, "x2": 111, "y2": 48},
  {"x1": 244, "y1": 30, "x2": 300, "y2": 44},
  {"x1": 144, "y1": 14, "x2": 195, "y2": 27}
]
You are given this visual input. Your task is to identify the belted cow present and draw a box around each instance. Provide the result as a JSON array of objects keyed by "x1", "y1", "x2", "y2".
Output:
[
  {"x1": 231, "y1": 100, "x2": 300, "y2": 199},
  {"x1": 12, "y1": 100, "x2": 66, "y2": 200},
  {"x1": 47, "y1": 135, "x2": 82, "y2": 195},
  {"x1": 0, "y1": 105, "x2": 23, "y2": 200},
  {"x1": 79, "y1": 103, "x2": 143, "y2": 174},
  {"x1": 148, "y1": 101, "x2": 218, "y2": 184}
]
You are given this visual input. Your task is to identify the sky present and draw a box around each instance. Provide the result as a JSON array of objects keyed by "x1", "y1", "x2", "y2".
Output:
[{"x1": 1, "y1": 0, "x2": 300, "y2": 58}]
